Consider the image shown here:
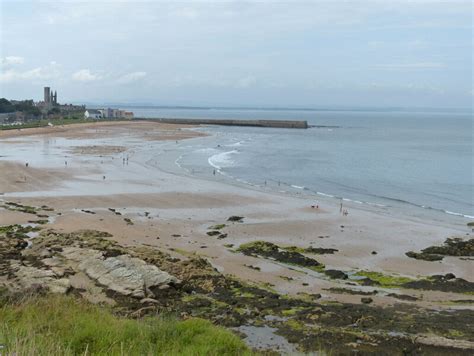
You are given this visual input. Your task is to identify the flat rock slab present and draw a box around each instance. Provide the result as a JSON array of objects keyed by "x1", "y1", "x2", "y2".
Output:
[
  {"x1": 61, "y1": 247, "x2": 178, "y2": 298},
  {"x1": 10, "y1": 261, "x2": 71, "y2": 294}
]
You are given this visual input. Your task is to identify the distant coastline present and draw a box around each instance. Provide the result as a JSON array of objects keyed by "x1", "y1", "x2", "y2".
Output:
[{"x1": 84, "y1": 104, "x2": 472, "y2": 114}]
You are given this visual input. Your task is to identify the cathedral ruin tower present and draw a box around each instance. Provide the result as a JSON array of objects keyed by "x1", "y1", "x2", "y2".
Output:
[{"x1": 44, "y1": 87, "x2": 51, "y2": 103}]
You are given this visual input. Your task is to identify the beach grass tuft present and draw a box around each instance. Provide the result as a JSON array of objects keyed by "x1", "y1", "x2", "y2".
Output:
[{"x1": 0, "y1": 294, "x2": 251, "y2": 355}]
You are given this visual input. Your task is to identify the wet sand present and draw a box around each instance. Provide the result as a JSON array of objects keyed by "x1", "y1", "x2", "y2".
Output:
[{"x1": 0, "y1": 120, "x2": 472, "y2": 309}]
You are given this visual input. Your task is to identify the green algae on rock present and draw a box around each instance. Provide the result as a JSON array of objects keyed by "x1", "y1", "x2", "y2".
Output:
[
  {"x1": 237, "y1": 241, "x2": 324, "y2": 271},
  {"x1": 406, "y1": 237, "x2": 474, "y2": 261}
]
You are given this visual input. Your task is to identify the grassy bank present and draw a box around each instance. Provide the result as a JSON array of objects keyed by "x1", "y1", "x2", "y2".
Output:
[
  {"x1": 0, "y1": 117, "x2": 130, "y2": 131},
  {"x1": 0, "y1": 294, "x2": 251, "y2": 355}
]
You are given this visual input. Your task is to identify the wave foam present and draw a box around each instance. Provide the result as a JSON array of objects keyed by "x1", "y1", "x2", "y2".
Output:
[{"x1": 208, "y1": 150, "x2": 239, "y2": 171}]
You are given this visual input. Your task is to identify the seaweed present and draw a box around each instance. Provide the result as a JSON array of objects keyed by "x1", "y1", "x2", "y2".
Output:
[
  {"x1": 406, "y1": 237, "x2": 474, "y2": 261},
  {"x1": 237, "y1": 241, "x2": 324, "y2": 270}
]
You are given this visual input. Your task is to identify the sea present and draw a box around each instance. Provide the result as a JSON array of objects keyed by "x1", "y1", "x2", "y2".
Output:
[{"x1": 116, "y1": 106, "x2": 473, "y2": 223}]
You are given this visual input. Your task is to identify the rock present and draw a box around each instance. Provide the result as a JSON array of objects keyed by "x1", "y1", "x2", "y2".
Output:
[
  {"x1": 406, "y1": 237, "x2": 474, "y2": 262},
  {"x1": 402, "y1": 274, "x2": 474, "y2": 294},
  {"x1": 40, "y1": 249, "x2": 53, "y2": 258},
  {"x1": 61, "y1": 247, "x2": 178, "y2": 298},
  {"x1": 227, "y1": 216, "x2": 244, "y2": 222},
  {"x1": 387, "y1": 293, "x2": 419, "y2": 301},
  {"x1": 405, "y1": 251, "x2": 443, "y2": 261},
  {"x1": 11, "y1": 261, "x2": 70, "y2": 294},
  {"x1": 361, "y1": 297, "x2": 373, "y2": 304},
  {"x1": 326, "y1": 287, "x2": 378, "y2": 296},
  {"x1": 304, "y1": 247, "x2": 338, "y2": 254},
  {"x1": 237, "y1": 241, "x2": 324, "y2": 269},
  {"x1": 140, "y1": 297, "x2": 159, "y2": 304},
  {"x1": 324, "y1": 269, "x2": 348, "y2": 280}
]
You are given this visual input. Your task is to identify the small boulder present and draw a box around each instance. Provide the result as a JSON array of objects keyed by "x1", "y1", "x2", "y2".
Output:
[{"x1": 324, "y1": 269, "x2": 348, "y2": 280}]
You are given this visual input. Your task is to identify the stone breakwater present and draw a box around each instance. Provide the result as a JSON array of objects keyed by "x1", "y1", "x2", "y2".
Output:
[{"x1": 134, "y1": 118, "x2": 309, "y2": 129}]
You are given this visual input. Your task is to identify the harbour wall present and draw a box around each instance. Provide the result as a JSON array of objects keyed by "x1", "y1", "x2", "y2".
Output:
[{"x1": 134, "y1": 118, "x2": 308, "y2": 129}]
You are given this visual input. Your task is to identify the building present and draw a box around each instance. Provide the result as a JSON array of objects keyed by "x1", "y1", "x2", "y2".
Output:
[
  {"x1": 84, "y1": 109, "x2": 103, "y2": 119},
  {"x1": 43, "y1": 87, "x2": 57, "y2": 106},
  {"x1": 123, "y1": 111, "x2": 134, "y2": 119},
  {"x1": 98, "y1": 108, "x2": 134, "y2": 119}
]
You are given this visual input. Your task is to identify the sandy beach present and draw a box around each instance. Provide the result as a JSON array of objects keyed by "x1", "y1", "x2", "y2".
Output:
[{"x1": 1, "y1": 120, "x2": 473, "y2": 353}]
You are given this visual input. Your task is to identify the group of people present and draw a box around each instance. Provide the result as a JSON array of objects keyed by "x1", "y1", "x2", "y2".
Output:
[{"x1": 340, "y1": 200, "x2": 349, "y2": 216}]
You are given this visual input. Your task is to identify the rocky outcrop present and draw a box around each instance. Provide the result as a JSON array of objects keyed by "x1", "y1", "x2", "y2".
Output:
[
  {"x1": 8, "y1": 261, "x2": 71, "y2": 294},
  {"x1": 61, "y1": 247, "x2": 178, "y2": 298},
  {"x1": 0, "y1": 228, "x2": 179, "y2": 300}
]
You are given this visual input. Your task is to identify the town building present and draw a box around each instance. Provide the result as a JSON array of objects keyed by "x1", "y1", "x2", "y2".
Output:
[
  {"x1": 84, "y1": 107, "x2": 134, "y2": 120},
  {"x1": 35, "y1": 87, "x2": 85, "y2": 117},
  {"x1": 84, "y1": 109, "x2": 103, "y2": 119}
]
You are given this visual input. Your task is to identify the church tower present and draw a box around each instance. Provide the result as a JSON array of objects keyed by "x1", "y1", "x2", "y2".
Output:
[{"x1": 44, "y1": 87, "x2": 50, "y2": 103}]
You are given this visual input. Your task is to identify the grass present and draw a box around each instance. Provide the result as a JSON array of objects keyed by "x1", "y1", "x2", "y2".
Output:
[
  {"x1": 0, "y1": 294, "x2": 251, "y2": 355},
  {"x1": 0, "y1": 117, "x2": 131, "y2": 131}
]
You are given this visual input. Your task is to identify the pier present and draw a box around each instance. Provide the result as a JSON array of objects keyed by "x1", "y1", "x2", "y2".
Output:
[{"x1": 134, "y1": 118, "x2": 308, "y2": 129}]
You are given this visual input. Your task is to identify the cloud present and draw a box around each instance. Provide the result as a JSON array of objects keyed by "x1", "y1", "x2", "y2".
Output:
[
  {"x1": 72, "y1": 69, "x2": 102, "y2": 82},
  {"x1": 117, "y1": 71, "x2": 147, "y2": 84},
  {"x1": 376, "y1": 62, "x2": 445, "y2": 70},
  {"x1": 0, "y1": 62, "x2": 60, "y2": 82},
  {"x1": 1, "y1": 56, "x2": 25, "y2": 66}
]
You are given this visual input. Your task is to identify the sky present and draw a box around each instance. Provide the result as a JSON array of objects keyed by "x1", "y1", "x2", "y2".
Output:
[{"x1": 0, "y1": 0, "x2": 472, "y2": 108}]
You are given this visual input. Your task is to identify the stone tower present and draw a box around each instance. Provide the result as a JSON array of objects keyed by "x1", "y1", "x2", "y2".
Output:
[
  {"x1": 44, "y1": 87, "x2": 51, "y2": 103},
  {"x1": 54, "y1": 91, "x2": 57, "y2": 104}
]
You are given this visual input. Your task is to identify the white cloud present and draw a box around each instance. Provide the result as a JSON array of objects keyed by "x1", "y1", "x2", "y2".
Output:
[
  {"x1": 1, "y1": 56, "x2": 25, "y2": 66},
  {"x1": 0, "y1": 61, "x2": 60, "y2": 82},
  {"x1": 117, "y1": 71, "x2": 147, "y2": 84},
  {"x1": 72, "y1": 69, "x2": 101, "y2": 82}
]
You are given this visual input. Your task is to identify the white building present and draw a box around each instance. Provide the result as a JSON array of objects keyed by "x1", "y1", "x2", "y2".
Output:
[{"x1": 84, "y1": 109, "x2": 103, "y2": 119}]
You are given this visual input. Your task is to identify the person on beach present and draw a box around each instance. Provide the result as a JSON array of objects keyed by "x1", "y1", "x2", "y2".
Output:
[
  {"x1": 25, "y1": 162, "x2": 28, "y2": 167},
  {"x1": 213, "y1": 169, "x2": 216, "y2": 176}
]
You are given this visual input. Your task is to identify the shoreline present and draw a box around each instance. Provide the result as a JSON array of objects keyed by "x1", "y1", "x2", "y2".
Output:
[
  {"x1": 139, "y1": 125, "x2": 471, "y2": 233},
  {"x1": 1, "y1": 120, "x2": 473, "y2": 352}
]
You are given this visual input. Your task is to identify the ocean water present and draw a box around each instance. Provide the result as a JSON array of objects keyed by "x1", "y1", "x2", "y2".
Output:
[{"x1": 122, "y1": 106, "x2": 473, "y2": 221}]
